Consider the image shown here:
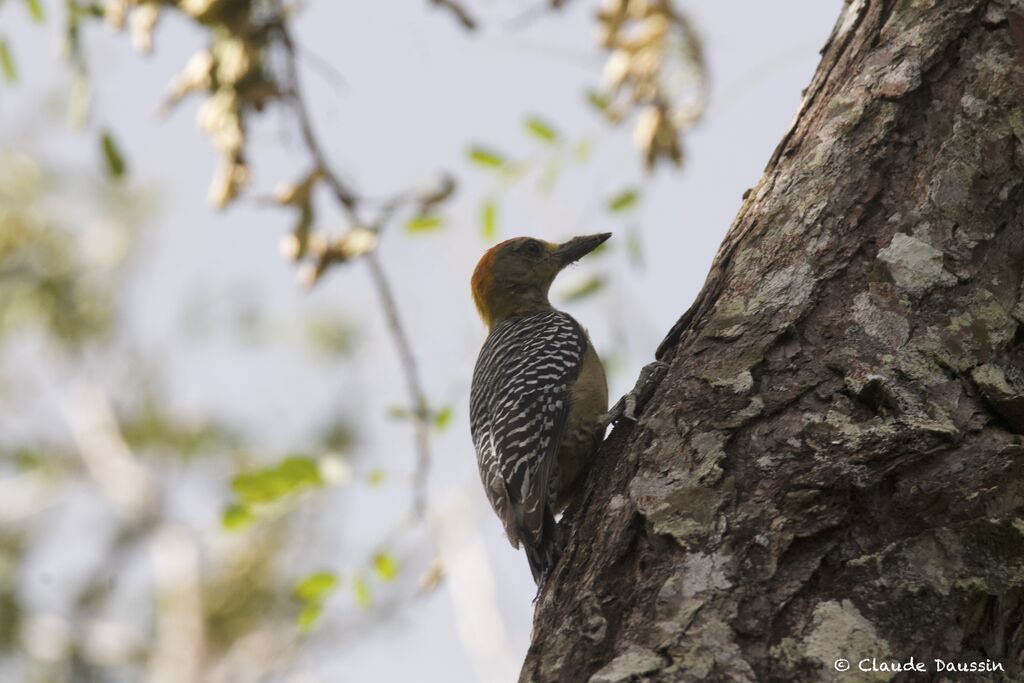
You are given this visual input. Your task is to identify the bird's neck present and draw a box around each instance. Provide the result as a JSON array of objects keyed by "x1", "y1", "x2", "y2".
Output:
[{"x1": 480, "y1": 287, "x2": 553, "y2": 329}]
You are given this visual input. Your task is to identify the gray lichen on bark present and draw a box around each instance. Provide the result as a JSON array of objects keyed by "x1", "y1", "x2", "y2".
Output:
[{"x1": 522, "y1": 1, "x2": 1024, "y2": 681}]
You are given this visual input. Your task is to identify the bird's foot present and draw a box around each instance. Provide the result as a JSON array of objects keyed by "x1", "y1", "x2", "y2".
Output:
[{"x1": 602, "y1": 360, "x2": 668, "y2": 427}]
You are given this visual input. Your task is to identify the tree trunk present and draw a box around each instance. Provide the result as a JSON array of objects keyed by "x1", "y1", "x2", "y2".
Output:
[{"x1": 522, "y1": 1, "x2": 1024, "y2": 681}]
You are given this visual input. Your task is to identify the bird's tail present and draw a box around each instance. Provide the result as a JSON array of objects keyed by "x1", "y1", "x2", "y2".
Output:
[{"x1": 524, "y1": 507, "x2": 562, "y2": 586}]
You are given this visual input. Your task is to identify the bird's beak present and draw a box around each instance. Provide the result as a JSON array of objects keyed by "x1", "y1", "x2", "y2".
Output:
[{"x1": 553, "y1": 233, "x2": 611, "y2": 267}]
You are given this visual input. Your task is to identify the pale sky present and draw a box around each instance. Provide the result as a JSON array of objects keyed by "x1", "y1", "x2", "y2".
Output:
[{"x1": 2, "y1": 1, "x2": 843, "y2": 681}]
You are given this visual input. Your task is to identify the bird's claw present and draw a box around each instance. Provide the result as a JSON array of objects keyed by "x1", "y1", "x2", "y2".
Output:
[{"x1": 602, "y1": 360, "x2": 668, "y2": 427}]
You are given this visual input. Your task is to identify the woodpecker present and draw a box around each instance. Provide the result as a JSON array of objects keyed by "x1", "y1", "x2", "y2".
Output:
[{"x1": 469, "y1": 233, "x2": 610, "y2": 585}]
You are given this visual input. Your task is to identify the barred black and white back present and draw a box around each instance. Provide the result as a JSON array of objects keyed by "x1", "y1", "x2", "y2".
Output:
[{"x1": 469, "y1": 309, "x2": 586, "y2": 583}]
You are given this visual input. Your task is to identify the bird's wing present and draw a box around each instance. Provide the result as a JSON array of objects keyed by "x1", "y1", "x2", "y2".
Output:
[{"x1": 470, "y1": 310, "x2": 587, "y2": 550}]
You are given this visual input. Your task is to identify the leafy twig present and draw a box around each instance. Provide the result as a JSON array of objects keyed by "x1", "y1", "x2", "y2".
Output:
[
  {"x1": 365, "y1": 254, "x2": 432, "y2": 517},
  {"x1": 277, "y1": 21, "x2": 433, "y2": 517}
]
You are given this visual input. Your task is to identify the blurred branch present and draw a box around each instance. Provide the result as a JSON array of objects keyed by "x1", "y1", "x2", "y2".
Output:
[
  {"x1": 63, "y1": 383, "x2": 158, "y2": 521},
  {"x1": 277, "y1": 22, "x2": 434, "y2": 518},
  {"x1": 429, "y1": 0, "x2": 477, "y2": 31},
  {"x1": 61, "y1": 385, "x2": 167, "y2": 674},
  {"x1": 365, "y1": 255, "x2": 432, "y2": 517},
  {"x1": 148, "y1": 526, "x2": 205, "y2": 683},
  {"x1": 432, "y1": 489, "x2": 518, "y2": 683},
  {"x1": 279, "y1": 32, "x2": 357, "y2": 212},
  {"x1": 295, "y1": 42, "x2": 348, "y2": 92}
]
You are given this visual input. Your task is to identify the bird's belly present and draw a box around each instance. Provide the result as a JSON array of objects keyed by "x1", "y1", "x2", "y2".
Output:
[{"x1": 555, "y1": 342, "x2": 608, "y2": 510}]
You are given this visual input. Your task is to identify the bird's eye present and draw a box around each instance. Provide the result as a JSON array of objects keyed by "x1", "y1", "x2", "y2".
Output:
[{"x1": 523, "y1": 240, "x2": 544, "y2": 256}]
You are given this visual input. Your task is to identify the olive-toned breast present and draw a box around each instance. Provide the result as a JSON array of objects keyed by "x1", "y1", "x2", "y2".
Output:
[{"x1": 555, "y1": 339, "x2": 608, "y2": 510}]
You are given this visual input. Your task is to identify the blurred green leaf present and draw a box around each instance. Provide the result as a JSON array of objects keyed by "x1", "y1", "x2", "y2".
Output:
[
  {"x1": 524, "y1": 117, "x2": 559, "y2": 144},
  {"x1": 320, "y1": 420, "x2": 353, "y2": 453},
  {"x1": 25, "y1": 0, "x2": 44, "y2": 22},
  {"x1": 121, "y1": 402, "x2": 234, "y2": 457},
  {"x1": 297, "y1": 603, "x2": 322, "y2": 632},
  {"x1": 231, "y1": 456, "x2": 323, "y2": 505},
  {"x1": 500, "y1": 162, "x2": 528, "y2": 183},
  {"x1": 372, "y1": 553, "x2": 398, "y2": 582},
  {"x1": 67, "y1": 75, "x2": 91, "y2": 128},
  {"x1": 387, "y1": 405, "x2": 410, "y2": 420},
  {"x1": 480, "y1": 199, "x2": 497, "y2": 240},
  {"x1": 293, "y1": 572, "x2": 339, "y2": 602},
  {"x1": 626, "y1": 229, "x2": 644, "y2": 269},
  {"x1": 222, "y1": 504, "x2": 254, "y2": 531},
  {"x1": 406, "y1": 214, "x2": 443, "y2": 232},
  {"x1": 561, "y1": 275, "x2": 606, "y2": 303},
  {"x1": 538, "y1": 159, "x2": 561, "y2": 194},
  {"x1": 230, "y1": 475, "x2": 278, "y2": 504},
  {"x1": 0, "y1": 40, "x2": 16, "y2": 83},
  {"x1": 304, "y1": 315, "x2": 352, "y2": 356},
  {"x1": 277, "y1": 456, "x2": 322, "y2": 486},
  {"x1": 607, "y1": 189, "x2": 639, "y2": 213},
  {"x1": 467, "y1": 146, "x2": 505, "y2": 169},
  {"x1": 100, "y1": 131, "x2": 127, "y2": 180},
  {"x1": 10, "y1": 449, "x2": 45, "y2": 470},
  {"x1": 205, "y1": 555, "x2": 276, "y2": 648},
  {"x1": 573, "y1": 139, "x2": 593, "y2": 163},
  {"x1": 292, "y1": 570, "x2": 339, "y2": 632},
  {"x1": 586, "y1": 90, "x2": 610, "y2": 113},
  {"x1": 366, "y1": 468, "x2": 387, "y2": 486},
  {"x1": 353, "y1": 576, "x2": 371, "y2": 609},
  {"x1": 433, "y1": 406, "x2": 452, "y2": 431}
]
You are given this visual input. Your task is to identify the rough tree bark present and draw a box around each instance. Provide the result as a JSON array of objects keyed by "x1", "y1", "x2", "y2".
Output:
[{"x1": 523, "y1": 1, "x2": 1024, "y2": 681}]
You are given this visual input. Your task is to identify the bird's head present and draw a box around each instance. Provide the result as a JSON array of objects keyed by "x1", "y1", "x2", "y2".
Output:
[{"x1": 471, "y1": 233, "x2": 610, "y2": 327}]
